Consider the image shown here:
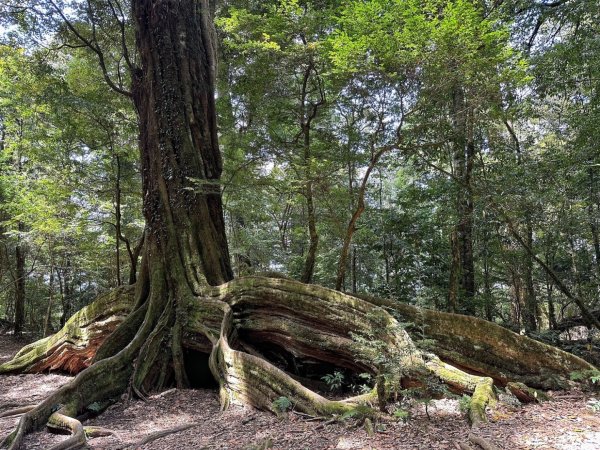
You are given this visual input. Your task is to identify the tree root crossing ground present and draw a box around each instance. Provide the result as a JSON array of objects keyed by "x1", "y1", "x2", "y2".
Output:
[
  {"x1": 1, "y1": 277, "x2": 600, "y2": 449},
  {"x1": 1, "y1": 346, "x2": 599, "y2": 449}
]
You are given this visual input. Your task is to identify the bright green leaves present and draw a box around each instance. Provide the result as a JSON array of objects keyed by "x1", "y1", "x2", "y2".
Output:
[
  {"x1": 331, "y1": 0, "x2": 527, "y2": 92},
  {"x1": 217, "y1": 0, "x2": 330, "y2": 55},
  {"x1": 330, "y1": 0, "x2": 431, "y2": 74}
]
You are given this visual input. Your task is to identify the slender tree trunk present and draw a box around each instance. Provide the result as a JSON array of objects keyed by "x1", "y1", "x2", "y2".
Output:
[
  {"x1": 43, "y1": 255, "x2": 55, "y2": 337},
  {"x1": 299, "y1": 60, "x2": 322, "y2": 284},
  {"x1": 301, "y1": 176, "x2": 318, "y2": 283},
  {"x1": 13, "y1": 222, "x2": 25, "y2": 335},
  {"x1": 509, "y1": 269, "x2": 523, "y2": 327},
  {"x1": 506, "y1": 119, "x2": 537, "y2": 332},
  {"x1": 448, "y1": 229, "x2": 460, "y2": 312},
  {"x1": 335, "y1": 146, "x2": 390, "y2": 291},
  {"x1": 352, "y1": 247, "x2": 357, "y2": 294},
  {"x1": 114, "y1": 153, "x2": 123, "y2": 287},
  {"x1": 379, "y1": 171, "x2": 390, "y2": 286},
  {"x1": 522, "y1": 222, "x2": 538, "y2": 331},
  {"x1": 482, "y1": 221, "x2": 494, "y2": 322},
  {"x1": 547, "y1": 280, "x2": 557, "y2": 330},
  {"x1": 450, "y1": 85, "x2": 475, "y2": 314},
  {"x1": 588, "y1": 167, "x2": 600, "y2": 276}
]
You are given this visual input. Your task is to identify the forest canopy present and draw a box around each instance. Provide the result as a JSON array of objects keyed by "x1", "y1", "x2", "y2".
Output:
[{"x1": 1, "y1": 0, "x2": 599, "y2": 336}]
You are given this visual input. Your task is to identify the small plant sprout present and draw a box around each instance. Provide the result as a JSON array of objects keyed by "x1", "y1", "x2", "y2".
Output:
[
  {"x1": 272, "y1": 396, "x2": 292, "y2": 413},
  {"x1": 350, "y1": 309, "x2": 416, "y2": 411},
  {"x1": 459, "y1": 394, "x2": 472, "y2": 415},
  {"x1": 393, "y1": 407, "x2": 411, "y2": 422},
  {"x1": 322, "y1": 370, "x2": 345, "y2": 391}
]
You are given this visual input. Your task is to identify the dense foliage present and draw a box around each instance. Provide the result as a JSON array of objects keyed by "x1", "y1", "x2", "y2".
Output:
[{"x1": 0, "y1": 0, "x2": 598, "y2": 338}]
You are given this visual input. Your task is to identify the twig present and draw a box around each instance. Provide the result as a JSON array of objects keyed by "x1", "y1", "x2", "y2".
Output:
[
  {"x1": 315, "y1": 418, "x2": 336, "y2": 430},
  {"x1": 291, "y1": 411, "x2": 324, "y2": 421},
  {"x1": 151, "y1": 388, "x2": 176, "y2": 398}
]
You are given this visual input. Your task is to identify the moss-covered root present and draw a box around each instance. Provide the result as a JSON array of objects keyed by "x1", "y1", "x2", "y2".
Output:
[
  {"x1": 208, "y1": 300, "x2": 355, "y2": 417},
  {"x1": 46, "y1": 409, "x2": 85, "y2": 450},
  {"x1": 197, "y1": 277, "x2": 429, "y2": 417},
  {"x1": 364, "y1": 294, "x2": 596, "y2": 389},
  {"x1": 0, "y1": 286, "x2": 134, "y2": 375},
  {"x1": 1, "y1": 344, "x2": 134, "y2": 450},
  {"x1": 425, "y1": 355, "x2": 496, "y2": 425}
]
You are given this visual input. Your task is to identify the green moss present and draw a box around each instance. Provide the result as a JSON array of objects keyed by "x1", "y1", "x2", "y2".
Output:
[{"x1": 0, "y1": 286, "x2": 134, "y2": 374}]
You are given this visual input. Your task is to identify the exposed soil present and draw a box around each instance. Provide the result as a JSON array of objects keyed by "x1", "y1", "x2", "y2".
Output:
[{"x1": 1, "y1": 333, "x2": 600, "y2": 449}]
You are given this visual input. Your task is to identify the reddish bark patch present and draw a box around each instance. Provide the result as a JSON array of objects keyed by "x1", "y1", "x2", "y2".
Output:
[{"x1": 29, "y1": 335, "x2": 106, "y2": 374}]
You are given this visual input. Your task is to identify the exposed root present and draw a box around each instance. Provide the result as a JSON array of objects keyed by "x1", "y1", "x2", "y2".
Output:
[
  {"x1": 46, "y1": 410, "x2": 85, "y2": 450},
  {"x1": 0, "y1": 406, "x2": 36, "y2": 419},
  {"x1": 114, "y1": 423, "x2": 197, "y2": 449},
  {"x1": 360, "y1": 292, "x2": 596, "y2": 389},
  {"x1": 425, "y1": 354, "x2": 496, "y2": 425},
  {"x1": 458, "y1": 442, "x2": 477, "y2": 450},
  {"x1": 205, "y1": 279, "x2": 428, "y2": 417},
  {"x1": 0, "y1": 287, "x2": 134, "y2": 375},
  {"x1": 1, "y1": 276, "x2": 596, "y2": 448},
  {"x1": 82, "y1": 426, "x2": 116, "y2": 438},
  {"x1": 468, "y1": 433, "x2": 502, "y2": 450}
]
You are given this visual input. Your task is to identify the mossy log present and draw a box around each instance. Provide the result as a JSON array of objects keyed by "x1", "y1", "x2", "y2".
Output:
[
  {"x1": 1, "y1": 277, "x2": 596, "y2": 449},
  {"x1": 361, "y1": 294, "x2": 594, "y2": 389}
]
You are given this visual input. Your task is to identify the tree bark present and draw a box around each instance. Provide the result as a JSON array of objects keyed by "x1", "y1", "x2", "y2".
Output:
[
  {"x1": 450, "y1": 85, "x2": 476, "y2": 314},
  {"x1": 13, "y1": 223, "x2": 25, "y2": 336}
]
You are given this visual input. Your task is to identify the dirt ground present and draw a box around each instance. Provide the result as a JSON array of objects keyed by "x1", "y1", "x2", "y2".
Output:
[{"x1": 1, "y1": 333, "x2": 600, "y2": 449}]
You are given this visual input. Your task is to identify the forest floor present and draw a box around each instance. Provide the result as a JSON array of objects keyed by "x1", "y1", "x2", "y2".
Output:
[{"x1": 2, "y1": 333, "x2": 600, "y2": 449}]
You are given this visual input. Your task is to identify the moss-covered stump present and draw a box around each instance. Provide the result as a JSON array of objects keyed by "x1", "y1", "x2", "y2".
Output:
[{"x1": 0, "y1": 286, "x2": 134, "y2": 375}]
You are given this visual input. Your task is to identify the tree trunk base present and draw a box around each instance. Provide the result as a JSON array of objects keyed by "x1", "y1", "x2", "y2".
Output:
[{"x1": 0, "y1": 277, "x2": 596, "y2": 449}]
